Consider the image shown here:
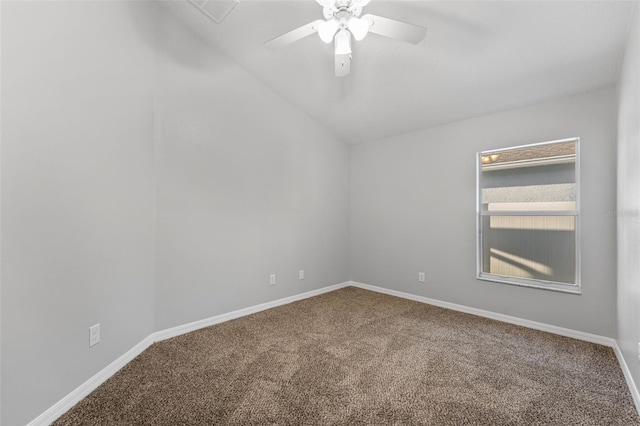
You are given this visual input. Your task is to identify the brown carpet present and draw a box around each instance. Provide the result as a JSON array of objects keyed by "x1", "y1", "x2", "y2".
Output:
[{"x1": 55, "y1": 287, "x2": 639, "y2": 425}]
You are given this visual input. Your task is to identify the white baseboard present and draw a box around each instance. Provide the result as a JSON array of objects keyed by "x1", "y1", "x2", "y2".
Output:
[
  {"x1": 151, "y1": 282, "x2": 350, "y2": 342},
  {"x1": 28, "y1": 280, "x2": 638, "y2": 424},
  {"x1": 27, "y1": 336, "x2": 155, "y2": 426},
  {"x1": 27, "y1": 282, "x2": 351, "y2": 426},
  {"x1": 612, "y1": 340, "x2": 640, "y2": 415},
  {"x1": 349, "y1": 281, "x2": 615, "y2": 346},
  {"x1": 350, "y1": 281, "x2": 639, "y2": 417}
]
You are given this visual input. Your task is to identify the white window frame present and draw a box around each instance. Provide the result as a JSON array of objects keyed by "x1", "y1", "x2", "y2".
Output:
[{"x1": 476, "y1": 137, "x2": 581, "y2": 294}]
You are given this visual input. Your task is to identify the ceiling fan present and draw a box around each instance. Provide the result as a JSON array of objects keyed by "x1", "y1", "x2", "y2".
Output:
[{"x1": 264, "y1": 0, "x2": 427, "y2": 77}]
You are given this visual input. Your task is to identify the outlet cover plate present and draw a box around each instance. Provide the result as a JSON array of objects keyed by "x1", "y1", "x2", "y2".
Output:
[{"x1": 89, "y1": 323, "x2": 100, "y2": 347}]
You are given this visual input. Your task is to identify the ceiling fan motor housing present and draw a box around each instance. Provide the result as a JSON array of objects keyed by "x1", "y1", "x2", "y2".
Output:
[{"x1": 324, "y1": 0, "x2": 363, "y2": 20}]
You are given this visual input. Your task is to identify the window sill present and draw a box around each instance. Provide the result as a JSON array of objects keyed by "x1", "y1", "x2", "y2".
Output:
[{"x1": 477, "y1": 273, "x2": 581, "y2": 294}]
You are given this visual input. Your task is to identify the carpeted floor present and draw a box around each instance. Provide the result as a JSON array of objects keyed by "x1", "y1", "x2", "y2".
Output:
[{"x1": 55, "y1": 287, "x2": 639, "y2": 425}]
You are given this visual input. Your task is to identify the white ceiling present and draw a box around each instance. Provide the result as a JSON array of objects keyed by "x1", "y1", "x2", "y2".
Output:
[{"x1": 159, "y1": 0, "x2": 637, "y2": 144}]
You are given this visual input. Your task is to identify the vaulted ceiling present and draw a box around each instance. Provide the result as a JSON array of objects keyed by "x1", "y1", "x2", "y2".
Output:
[{"x1": 159, "y1": 0, "x2": 637, "y2": 144}]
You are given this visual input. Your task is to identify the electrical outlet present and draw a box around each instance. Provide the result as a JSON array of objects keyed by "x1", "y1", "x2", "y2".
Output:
[
  {"x1": 418, "y1": 272, "x2": 425, "y2": 283},
  {"x1": 299, "y1": 269, "x2": 304, "y2": 280},
  {"x1": 89, "y1": 323, "x2": 100, "y2": 347},
  {"x1": 269, "y1": 274, "x2": 276, "y2": 285}
]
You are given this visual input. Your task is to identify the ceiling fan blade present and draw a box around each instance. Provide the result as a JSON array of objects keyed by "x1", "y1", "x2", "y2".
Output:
[
  {"x1": 264, "y1": 20, "x2": 323, "y2": 49},
  {"x1": 335, "y1": 53, "x2": 351, "y2": 77},
  {"x1": 361, "y1": 14, "x2": 426, "y2": 44}
]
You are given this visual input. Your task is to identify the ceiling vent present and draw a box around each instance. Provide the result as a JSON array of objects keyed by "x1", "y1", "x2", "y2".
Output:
[{"x1": 187, "y1": 0, "x2": 239, "y2": 24}]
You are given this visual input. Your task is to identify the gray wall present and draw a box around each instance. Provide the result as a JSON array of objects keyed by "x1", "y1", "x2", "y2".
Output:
[
  {"x1": 0, "y1": 1, "x2": 632, "y2": 424},
  {"x1": 1, "y1": 2, "x2": 157, "y2": 425},
  {"x1": 350, "y1": 87, "x2": 618, "y2": 336},
  {"x1": 153, "y1": 9, "x2": 350, "y2": 330},
  {"x1": 617, "y1": 5, "x2": 640, "y2": 398},
  {"x1": 1, "y1": 2, "x2": 350, "y2": 424}
]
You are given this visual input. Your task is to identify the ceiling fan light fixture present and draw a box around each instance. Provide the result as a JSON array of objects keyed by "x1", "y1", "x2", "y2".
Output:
[
  {"x1": 334, "y1": 29, "x2": 352, "y2": 54},
  {"x1": 318, "y1": 19, "x2": 339, "y2": 43},
  {"x1": 264, "y1": 0, "x2": 428, "y2": 77},
  {"x1": 348, "y1": 17, "x2": 369, "y2": 41}
]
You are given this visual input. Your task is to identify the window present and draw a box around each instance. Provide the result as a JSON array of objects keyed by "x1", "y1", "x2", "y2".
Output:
[{"x1": 476, "y1": 138, "x2": 580, "y2": 293}]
